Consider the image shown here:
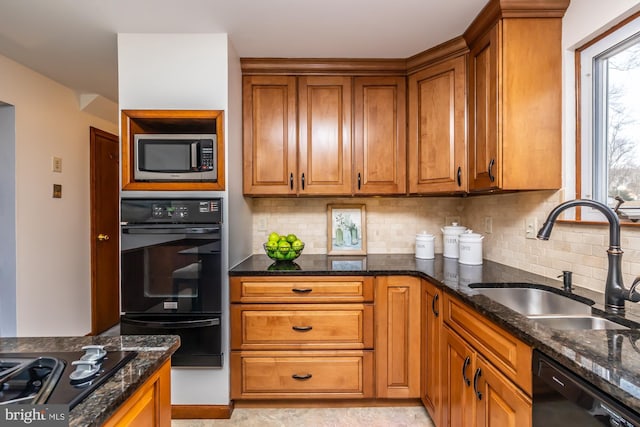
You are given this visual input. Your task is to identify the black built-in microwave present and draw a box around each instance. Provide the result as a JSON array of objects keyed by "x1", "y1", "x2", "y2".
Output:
[{"x1": 134, "y1": 134, "x2": 217, "y2": 182}]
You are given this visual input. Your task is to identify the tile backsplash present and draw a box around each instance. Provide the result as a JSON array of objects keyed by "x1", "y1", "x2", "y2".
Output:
[{"x1": 251, "y1": 191, "x2": 640, "y2": 295}]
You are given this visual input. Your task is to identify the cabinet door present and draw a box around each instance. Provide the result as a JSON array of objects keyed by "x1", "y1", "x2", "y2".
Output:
[
  {"x1": 422, "y1": 280, "x2": 442, "y2": 425},
  {"x1": 243, "y1": 75, "x2": 297, "y2": 195},
  {"x1": 408, "y1": 55, "x2": 467, "y2": 194},
  {"x1": 442, "y1": 326, "x2": 476, "y2": 427},
  {"x1": 298, "y1": 76, "x2": 352, "y2": 195},
  {"x1": 354, "y1": 76, "x2": 406, "y2": 195},
  {"x1": 375, "y1": 276, "x2": 421, "y2": 398},
  {"x1": 475, "y1": 356, "x2": 532, "y2": 427},
  {"x1": 468, "y1": 24, "x2": 499, "y2": 192}
]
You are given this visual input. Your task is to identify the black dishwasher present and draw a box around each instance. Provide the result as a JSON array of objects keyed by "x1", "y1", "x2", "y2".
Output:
[{"x1": 533, "y1": 350, "x2": 640, "y2": 426}]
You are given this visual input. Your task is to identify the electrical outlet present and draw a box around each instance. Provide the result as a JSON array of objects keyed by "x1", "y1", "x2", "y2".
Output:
[
  {"x1": 484, "y1": 217, "x2": 493, "y2": 234},
  {"x1": 525, "y1": 217, "x2": 538, "y2": 239},
  {"x1": 52, "y1": 184, "x2": 62, "y2": 198},
  {"x1": 257, "y1": 217, "x2": 268, "y2": 231},
  {"x1": 52, "y1": 156, "x2": 62, "y2": 173},
  {"x1": 445, "y1": 216, "x2": 461, "y2": 225}
]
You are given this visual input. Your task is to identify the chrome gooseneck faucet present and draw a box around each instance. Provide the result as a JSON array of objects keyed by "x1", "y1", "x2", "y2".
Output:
[{"x1": 537, "y1": 199, "x2": 640, "y2": 314}]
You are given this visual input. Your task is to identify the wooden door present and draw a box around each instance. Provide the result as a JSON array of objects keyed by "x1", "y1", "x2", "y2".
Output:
[
  {"x1": 90, "y1": 127, "x2": 120, "y2": 335},
  {"x1": 475, "y1": 356, "x2": 532, "y2": 427},
  {"x1": 468, "y1": 23, "x2": 499, "y2": 192},
  {"x1": 242, "y1": 75, "x2": 297, "y2": 195},
  {"x1": 422, "y1": 280, "x2": 442, "y2": 425},
  {"x1": 375, "y1": 276, "x2": 421, "y2": 398},
  {"x1": 442, "y1": 326, "x2": 476, "y2": 427},
  {"x1": 354, "y1": 76, "x2": 406, "y2": 195},
  {"x1": 298, "y1": 76, "x2": 352, "y2": 195},
  {"x1": 408, "y1": 55, "x2": 467, "y2": 194}
]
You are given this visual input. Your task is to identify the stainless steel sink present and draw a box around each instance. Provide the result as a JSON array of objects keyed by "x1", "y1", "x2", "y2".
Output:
[
  {"x1": 473, "y1": 287, "x2": 593, "y2": 316},
  {"x1": 528, "y1": 315, "x2": 629, "y2": 330},
  {"x1": 473, "y1": 286, "x2": 630, "y2": 330}
]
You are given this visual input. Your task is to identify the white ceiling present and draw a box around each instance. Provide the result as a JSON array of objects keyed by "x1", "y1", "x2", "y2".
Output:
[{"x1": 0, "y1": 0, "x2": 487, "y2": 103}]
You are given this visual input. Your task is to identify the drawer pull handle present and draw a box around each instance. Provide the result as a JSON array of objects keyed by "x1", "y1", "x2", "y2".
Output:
[
  {"x1": 292, "y1": 288, "x2": 312, "y2": 293},
  {"x1": 432, "y1": 293, "x2": 439, "y2": 317},
  {"x1": 462, "y1": 356, "x2": 471, "y2": 387},
  {"x1": 473, "y1": 368, "x2": 483, "y2": 400},
  {"x1": 292, "y1": 373, "x2": 312, "y2": 380},
  {"x1": 292, "y1": 326, "x2": 313, "y2": 332}
]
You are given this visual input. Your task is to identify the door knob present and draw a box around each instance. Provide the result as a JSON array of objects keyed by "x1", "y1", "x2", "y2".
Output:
[{"x1": 97, "y1": 233, "x2": 110, "y2": 241}]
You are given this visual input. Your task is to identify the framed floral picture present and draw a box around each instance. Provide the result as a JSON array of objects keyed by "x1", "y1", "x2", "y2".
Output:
[{"x1": 327, "y1": 204, "x2": 366, "y2": 255}]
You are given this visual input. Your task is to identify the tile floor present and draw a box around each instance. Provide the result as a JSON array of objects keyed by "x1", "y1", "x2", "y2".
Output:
[{"x1": 172, "y1": 407, "x2": 434, "y2": 427}]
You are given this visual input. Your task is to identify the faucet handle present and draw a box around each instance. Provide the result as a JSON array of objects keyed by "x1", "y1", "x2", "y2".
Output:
[
  {"x1": 627, "y1": 276, "x2": 640, "y2": 302},
  {"x1": 558, "y1": 271, "x2": 573, "y2": 292}
]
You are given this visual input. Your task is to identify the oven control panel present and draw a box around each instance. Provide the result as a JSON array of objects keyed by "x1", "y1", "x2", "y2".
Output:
[
  {"x1": 121, "y1": 199, "x2": 223, "y2": 224},
  {"x1": 153, "y1": 204, "x2": 190, "y2": 219}
]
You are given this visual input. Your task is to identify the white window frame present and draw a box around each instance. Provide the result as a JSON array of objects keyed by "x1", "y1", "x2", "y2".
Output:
[{"x1": 579, "y1": 15, "x2": 640, "y2": 221}]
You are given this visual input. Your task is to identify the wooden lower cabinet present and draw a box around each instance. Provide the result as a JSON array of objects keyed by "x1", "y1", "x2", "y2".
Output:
[
  {"x1": 230, "y1": 276, "x2": 375, "y2": 400},
  {"x1": 375, "y1": 276, "x2": 421, "y2": 398},
  {"x1": 421, "y1": 279, "x2": 442, "y2": 425},
  {"x1": 475, "y1": 355, "x2": 532, "y2": 427},
  {"x1": 231, "y1": 350, "x2": 374, "y2": 399},
  {"x1": 442, "y1": 326, "x2": 477, "y2": 426},
  {"x1": 102, "y1": 359, "x2": 171, "y2": 427},
  {"x1": 441, "y1": 293, "x2": 532, "y2": 427}
]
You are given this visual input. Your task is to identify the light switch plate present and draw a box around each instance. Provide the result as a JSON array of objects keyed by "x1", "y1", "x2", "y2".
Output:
[
  {"x1": 52, "y1": 156, "x2": 62, "y2": 173},
  {"x1": 525, "y1": 217, "x2": 538, "y2": 239},
  {"x1": 484, "y1": 217, "x2": 493, "y2": 234}
]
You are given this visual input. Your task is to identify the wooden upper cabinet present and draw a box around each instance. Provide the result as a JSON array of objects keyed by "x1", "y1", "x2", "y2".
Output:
[
  {"x1": 464, "y1": 0, "x2": 568, "y2": 192},
  {"x1": 467, "y1": 24, "x2": 499, "y2": 191},
  {"x1": 354, "y1": 76, "x2": 406, "y2": 195},
  {"x1": 242, "y1": 75, "x2": 297, "y2": 195},
  {"x1": 298, "y1": 76, "x2": 352, "y2": 195},
  {"x1": 408, "y1": 53, "x2": 467, "y2": 194}
]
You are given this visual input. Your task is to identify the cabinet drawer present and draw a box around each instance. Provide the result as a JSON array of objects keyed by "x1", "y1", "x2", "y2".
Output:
[
  {"x1": 443, "y1": 294, "x2": 532, "y2": 395},
  {"x1": 230, "y1": 350, "x2": 374, "y2": 399},
  {"x1": 230, "y1": 276, "x2": 374, "y2": 303},
  {"x1": 231, "y1": 304, "x2": 374, "y2": 350}
]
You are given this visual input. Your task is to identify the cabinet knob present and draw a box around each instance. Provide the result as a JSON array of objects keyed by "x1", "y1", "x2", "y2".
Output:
[
  {"x1": 358, "y1": 172, "x2": 362, "y2": 190},
  {"x1": 290, "y1": 172, "x2": 294, "y2": 190},
  {"x1": 292, "y1": 325, "x2": 313, "y2": 332},
  {"x1": 457, "y1": 167, "x2": 462, "y2": 187},
  {"x1": 301, "y1": 173, "x2": 305, "y2": 190}
]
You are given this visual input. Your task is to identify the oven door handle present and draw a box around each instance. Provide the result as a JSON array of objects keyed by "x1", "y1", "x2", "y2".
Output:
[
  {"x1": 122, "y1": 227, "x2": 220, "y2": 235},
  {"x1": 121, "y1": 318, "x2": 220, "y2": 329}
]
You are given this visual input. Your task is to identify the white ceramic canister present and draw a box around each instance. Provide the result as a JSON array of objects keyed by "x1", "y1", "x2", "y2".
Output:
[
  {"x1": 458, "y1": 229, "x2": 484, "y2": 265},
  {"x1": 441, "y1": 222, "x2": 467, "y2": 258},
  {"x1": 415, "y1": 232, "x2": 435, "y2": 259}
]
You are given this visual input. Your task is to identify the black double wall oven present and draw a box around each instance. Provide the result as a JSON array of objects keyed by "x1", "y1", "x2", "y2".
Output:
[{"x1": 120, "y1": 198, "x2": 223, "y2": 367}]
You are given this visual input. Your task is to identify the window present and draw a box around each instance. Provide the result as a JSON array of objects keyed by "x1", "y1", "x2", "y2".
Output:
[{"x1": 579, "y1": 14, "x2": 640, "y2": 221}]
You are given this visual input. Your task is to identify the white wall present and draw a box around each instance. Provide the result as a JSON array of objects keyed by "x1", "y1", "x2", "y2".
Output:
[
  {"x1": 118, "y1": 33, "x2": 239, "y2": 406},
  {"x1": 0, "y1": 54, "x2": 118, "y2": 337},
  {"x1": 0, "y1": 103, "x2": 16, "y2": 337}
]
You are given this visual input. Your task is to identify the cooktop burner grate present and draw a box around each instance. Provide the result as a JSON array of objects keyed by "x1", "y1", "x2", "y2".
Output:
[{"x1": 0, "y1": 350, "x2": 137, "y2": 410}]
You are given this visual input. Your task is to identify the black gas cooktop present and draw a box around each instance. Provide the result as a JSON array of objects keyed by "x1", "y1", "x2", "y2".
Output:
[{"x1": 0, "y1": 346, "x2": 136, "y2": 410}]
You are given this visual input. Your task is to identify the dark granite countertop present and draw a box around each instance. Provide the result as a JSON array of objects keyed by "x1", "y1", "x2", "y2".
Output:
[
  {"x1": 230, "y1": 254, "x2": 640, "y2": 413},
  {"x1": 0, "y1": 335, "x2": 180, "y2": 427}
]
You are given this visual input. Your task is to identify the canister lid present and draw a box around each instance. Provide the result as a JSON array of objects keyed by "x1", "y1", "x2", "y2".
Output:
[
  {"x1": 442, "y1": 222, "x2": 467, "y2": 233},
  {"x1": 458, "y1": 229, "x2": 484, "y2": 241},
  {"x1": 416, "y1": 231, "x2": 435, "y2": 239}
]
